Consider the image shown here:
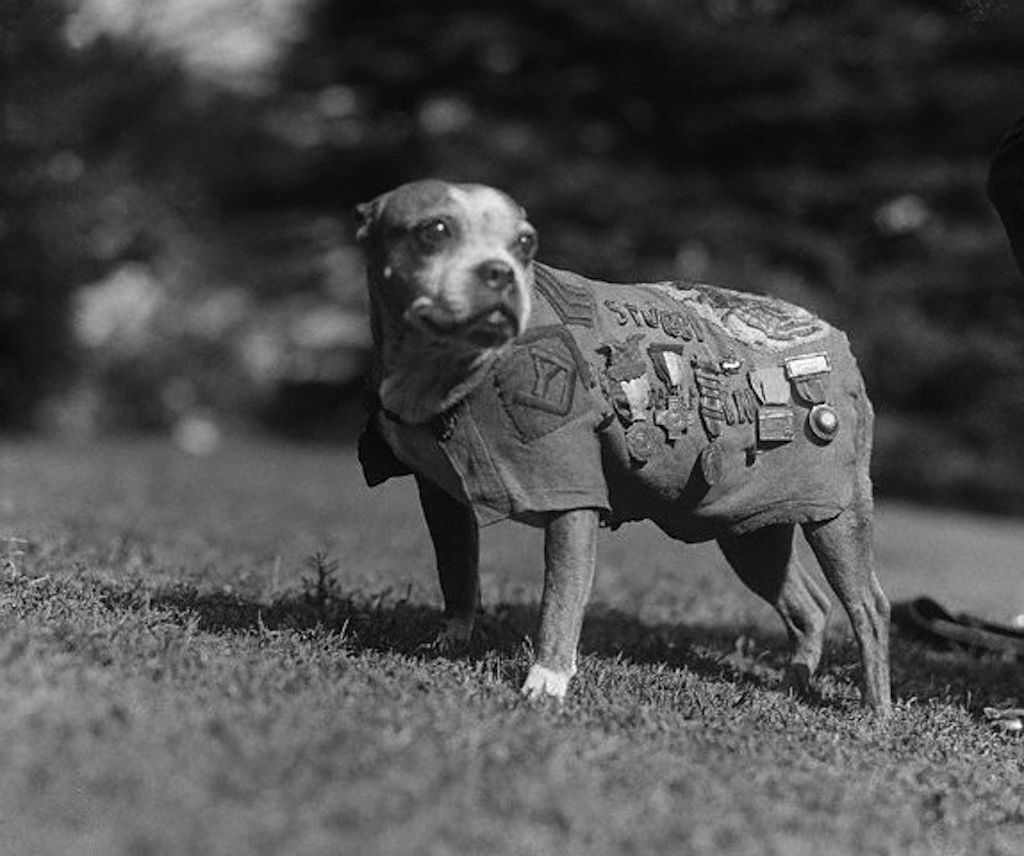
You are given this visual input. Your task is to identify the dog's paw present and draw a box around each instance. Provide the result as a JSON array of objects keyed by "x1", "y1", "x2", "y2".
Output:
[
  {"x1": 521, "y1": 664, "x2": 571, "y2": 700},
  {"x1": 425, "y1": 617, "x2": 473, "y2": 654},
  {"x1": 782, "y1": 663, "x2": 815, "y2": 699}
]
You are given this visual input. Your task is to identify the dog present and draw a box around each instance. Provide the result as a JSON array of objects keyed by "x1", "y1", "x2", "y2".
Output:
[{"x1": 355, "y1": 179, "x2": 891, "y2": 714}]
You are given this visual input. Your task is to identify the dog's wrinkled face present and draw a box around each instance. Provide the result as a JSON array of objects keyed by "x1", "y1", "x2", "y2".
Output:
[{"x1": 357, "y1": 179, "x2": 536, "y2": 349}]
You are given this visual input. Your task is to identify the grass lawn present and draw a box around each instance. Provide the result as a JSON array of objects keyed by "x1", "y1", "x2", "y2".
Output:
[{"x1": 0, "y1": 437, "x2": 1021, "y2": 856}]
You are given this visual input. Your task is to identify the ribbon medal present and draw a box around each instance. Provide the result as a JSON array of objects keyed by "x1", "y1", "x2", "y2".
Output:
[
  {"x1": 785, "y1": 352, "x2": 831, "y2": 405},
  {"x1": 692, "y1": 361, "x2": 726, "y2": 440},
  {"x1": 601, "y1": 333, "x2": 659, "y2": 463},
  {"x1": 649, "y1": 346, "x2": 694, "y2": 442}
]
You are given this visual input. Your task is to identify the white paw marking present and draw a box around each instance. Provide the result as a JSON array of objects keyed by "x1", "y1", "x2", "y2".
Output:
[{"x1": 521, "y1": 664, "x2": 571, "y2": 700}]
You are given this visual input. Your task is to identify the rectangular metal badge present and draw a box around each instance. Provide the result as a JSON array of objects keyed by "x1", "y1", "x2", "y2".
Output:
[
  {"x1": 757, "y1": 406, "x2": 795, "y2": 443},
  {"x1": 784, "y1": 352, "x2": 831, "y2": 380}
]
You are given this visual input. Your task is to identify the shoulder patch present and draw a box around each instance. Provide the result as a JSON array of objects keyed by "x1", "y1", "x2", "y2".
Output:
[
  {"x1": 533, "y1": 266, "x2": 597, "y2": 328},
  {"x1": 648, "y1": 282, "x2": 827, "y2": 350},
  {"x1": 495, "y1": 326, "x2": 595, "y2": 442}
]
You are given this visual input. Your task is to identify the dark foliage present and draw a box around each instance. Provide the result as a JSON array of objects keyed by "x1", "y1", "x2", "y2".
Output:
[
  {"x1": 267, "y1": 0, "x2": 1024, "y2": 510},
  {"x1": 1, "y1": 2, "x2": 76, "y2": 427},
  {"x1": 4, "y1": 0, "x2": 1024, "y2": 511}
]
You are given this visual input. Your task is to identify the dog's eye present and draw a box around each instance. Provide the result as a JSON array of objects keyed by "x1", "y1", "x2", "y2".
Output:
[
  {"x1": 513, "y1": 231, "x2": 537, "y2": 260},
  {"x1": 414, "y1": 218, "x2": 452, "y2": 251}
]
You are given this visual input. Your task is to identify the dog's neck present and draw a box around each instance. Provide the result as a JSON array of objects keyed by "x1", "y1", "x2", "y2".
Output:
[
  {"x1": 377, "y1": 338, "x2": 502, "y2": 425},
  {"x1": 370, "y1": 291, "x2": 505, "y2": 425}
]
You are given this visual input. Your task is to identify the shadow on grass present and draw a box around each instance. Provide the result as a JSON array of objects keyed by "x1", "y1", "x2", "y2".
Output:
[
  {"x1": 141, "y1": 583, "x2": 1023, "y2": 710},
  {"x1": 146, "y1": 582, "x2": 776, "y2": 690}
]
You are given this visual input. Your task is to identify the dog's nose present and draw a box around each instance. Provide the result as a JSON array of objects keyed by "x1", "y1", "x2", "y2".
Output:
[{"x1": 475, "y1": 260, "x2": 516, "y2": 294}]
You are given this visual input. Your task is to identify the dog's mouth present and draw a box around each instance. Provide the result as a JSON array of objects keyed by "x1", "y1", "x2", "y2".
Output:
[
  {"x1": 465, "y1": 306, "x2": 519, "y2": 347},
  {"x1": 412, "y1": 303, "x2": 519, "y2": 347}
]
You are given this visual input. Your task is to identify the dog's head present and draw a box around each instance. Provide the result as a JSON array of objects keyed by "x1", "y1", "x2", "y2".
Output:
[{"x1": 356, "y1": 179, "x2": 536, "y2": 351}]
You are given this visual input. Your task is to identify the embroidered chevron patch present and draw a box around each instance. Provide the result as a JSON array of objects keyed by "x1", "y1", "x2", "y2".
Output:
[{"x1": 533, "y1": 266, "x2": 597, "y2": 328}]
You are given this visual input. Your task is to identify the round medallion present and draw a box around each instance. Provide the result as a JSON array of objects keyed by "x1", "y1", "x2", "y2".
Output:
[
  {"x1": 625, "y1": 421, "x2": 661, "y2": 464},
  {"x1": 808, "y1": 403, "x2": 840, "y2": 442}
]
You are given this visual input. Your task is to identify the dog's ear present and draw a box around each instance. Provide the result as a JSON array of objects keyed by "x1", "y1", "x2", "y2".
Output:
[{"x1": 355, "y1": 194, "x2": 387, "y2": 244}]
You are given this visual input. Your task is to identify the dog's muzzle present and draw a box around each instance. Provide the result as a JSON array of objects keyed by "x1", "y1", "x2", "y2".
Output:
[
  {"x1": 411, "y1": 299, "x2": 520, "y2": 347},
  {"x1": 409, "y1": 259, "x2": 524, "y2": 347}
]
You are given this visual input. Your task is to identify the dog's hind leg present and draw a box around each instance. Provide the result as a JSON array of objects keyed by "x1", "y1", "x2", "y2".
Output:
[
  {"x1": 802, "y1": 506, "x2": 892, "y2": 715},
  {"x1": 718, "y1": 524, "x2": 831, "y2": 698},
  {"x1": 416, "y1": 475, "x2": 480, "y2": 650},
  {"x1": 803, "y1": 387, "x2": 891, "y2": 715}
]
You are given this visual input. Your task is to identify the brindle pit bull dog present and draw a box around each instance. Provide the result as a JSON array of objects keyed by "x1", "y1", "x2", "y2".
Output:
[{"x1": 356, "y1": 179, "x2": 892, "y2": 715}]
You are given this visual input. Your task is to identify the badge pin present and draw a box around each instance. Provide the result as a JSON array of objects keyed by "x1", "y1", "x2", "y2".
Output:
[
  {"x1": 784, "y1": 352, "x2": 831, "y2": 380},
  {"x1": 720, "y1": 355, "x2": 743, "y2": 374},
  {"x1": 757, "y1": 406, "x2": 795, "y2": 444},
  {"x1": 807, "y1": 403, "x2": 840, "y2": 442},
  {"x1": 626, "y1": 421, "x2": 661, "y2": 464}
]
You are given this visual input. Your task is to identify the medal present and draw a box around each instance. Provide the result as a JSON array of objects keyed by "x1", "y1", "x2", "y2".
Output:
[
  {"x1": 784, "y1": 352, "x2": 831, "y2": 406},
  {"x1": 698, "y1": 443, "x2": 724, "y2": 486},
  {"x1": 693, "y1": 362, "x2": 725, "y2": 440},
  {"x1": 601, "y1": 333, "x2": 654, "y2": 425},
  {"x1": 601, "y1": 333, "x2": 647, "y2": 382},
  {"x1": 654, "y1": 391, "x2": 694, "y2": 441},
  {"x1": 807, "y1": 403, "x2": 840, "y2": 442},
  {"x1": 626, "y1": 421, "x2": 661, "y2": 464},
  {"x1": 619, "y1": 375, "x2": 651, "y2": 419},
  {"x1": 648, "y1": 346, "x2": 694, "y2": 442}
]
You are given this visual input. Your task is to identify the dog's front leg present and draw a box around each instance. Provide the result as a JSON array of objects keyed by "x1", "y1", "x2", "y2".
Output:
[
  {"x1": 522, "y1": 508, "x2": 600, "y2": 700},
  {"x1": 415, "y1": 476, "x2": 479, "y2": 650}
]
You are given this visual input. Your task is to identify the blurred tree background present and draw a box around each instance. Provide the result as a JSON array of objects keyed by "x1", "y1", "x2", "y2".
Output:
[{"x1": 2, "y1": 0, "x2": 1024, "y2": 511}]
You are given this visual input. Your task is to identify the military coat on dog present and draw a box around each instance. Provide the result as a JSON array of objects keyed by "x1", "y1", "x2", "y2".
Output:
[{"x1": 361, "y1": 263, "x2": 866, "y2": 543}]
